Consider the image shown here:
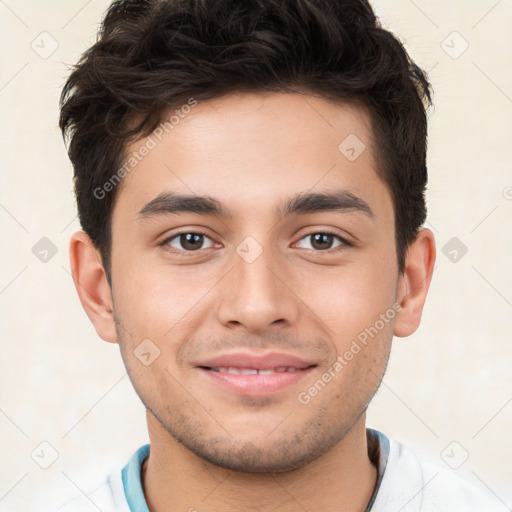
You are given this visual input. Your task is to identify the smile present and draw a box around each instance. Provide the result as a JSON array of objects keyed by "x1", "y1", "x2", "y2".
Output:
[
  {"x1": 195, "y1": 353, "x2": 318, "y2": 396},
  {"x1": 209, "y1": 366, "x2": 300, "y2": 374}
]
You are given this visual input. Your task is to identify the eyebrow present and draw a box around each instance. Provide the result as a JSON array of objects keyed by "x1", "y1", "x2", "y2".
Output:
[
  {"x1": 280, "y1": 190, "x2": 374, "y2": 218},
  {"x1": 137, "y1": 189, "x2": 374, "y2": 221},
  {"x1": 138, "y1": 192, "x2": 231, "y2": 220}
]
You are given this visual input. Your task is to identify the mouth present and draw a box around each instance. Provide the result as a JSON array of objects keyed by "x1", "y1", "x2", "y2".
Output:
[
  {"x1": 207, "y1": 366, "x2": 306, "y2": 374},
  {"x1": 195, "y1": 352, "x2": 318, "y2": 396}
]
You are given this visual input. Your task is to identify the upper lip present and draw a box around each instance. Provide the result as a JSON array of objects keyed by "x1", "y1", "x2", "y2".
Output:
[{"x1": 196, "y1": 352, "x2": 317, "y2": 370}]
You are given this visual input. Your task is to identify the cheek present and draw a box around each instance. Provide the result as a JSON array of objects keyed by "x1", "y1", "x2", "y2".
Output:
[
  {"x1": 112, "y1": 256, "x2": 217, "y2": 339},
  {"x1": 295, "y1": 259, "x2": 399, "y2": 346}
]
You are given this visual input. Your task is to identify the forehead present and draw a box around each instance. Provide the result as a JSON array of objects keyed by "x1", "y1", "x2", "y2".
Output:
[{"x1": 113, "y1": 92, "x2": 392, "y2": 221}]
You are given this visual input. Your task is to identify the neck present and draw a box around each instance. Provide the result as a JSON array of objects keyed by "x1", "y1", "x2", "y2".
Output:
[{"x1": 141, "y1": 412, "x2": 378, "y2": 512}]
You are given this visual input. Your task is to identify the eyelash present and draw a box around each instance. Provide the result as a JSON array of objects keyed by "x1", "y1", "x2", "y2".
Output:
[
  {"x1": 160, "y1": 229, "x2": 352, "y2": 256},
  {"x1": 295, "y1": 229, "x2": 352, "y2": 252},
  {"x1": 160, "y1": 230, "x2": 213, "y2": 257}
]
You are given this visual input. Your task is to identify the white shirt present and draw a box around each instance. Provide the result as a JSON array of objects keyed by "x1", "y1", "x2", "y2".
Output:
[{"x1": 54, "y1": 429, "x2": 508, "y2": 511}]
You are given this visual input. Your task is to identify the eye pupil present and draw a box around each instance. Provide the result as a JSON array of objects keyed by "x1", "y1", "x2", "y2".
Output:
[
  {"x1": 311, "y1": 233, "x2": 334, "y2": 250},
  {"x1": 180, "y1": 233, "x2": 204, "y2": 250}
]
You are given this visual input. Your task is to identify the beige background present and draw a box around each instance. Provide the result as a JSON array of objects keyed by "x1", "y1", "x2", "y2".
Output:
[{"x1": 0, "y1": 0, "x2": 511, "y2": 510}]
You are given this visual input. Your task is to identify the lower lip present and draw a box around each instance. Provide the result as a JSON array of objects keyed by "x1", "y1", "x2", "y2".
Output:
[{"x1": 198, "y1": 367, "x2": 316, "y2": 396}]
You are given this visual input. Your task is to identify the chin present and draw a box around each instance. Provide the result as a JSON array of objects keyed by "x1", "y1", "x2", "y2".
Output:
[{"x1": 160, "y1": 411, "x2": 351, "y2": 474}]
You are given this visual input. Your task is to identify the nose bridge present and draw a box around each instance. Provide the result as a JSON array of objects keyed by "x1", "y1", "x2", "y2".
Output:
[{"x1": 216, "y1": 237, "x2": 298, "y2": 331}]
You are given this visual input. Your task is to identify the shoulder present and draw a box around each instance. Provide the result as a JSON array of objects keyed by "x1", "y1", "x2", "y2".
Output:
[
  {"x1": 414, "y1": 455, "x2": 505, "y2": 511},
  {"x1": 372, "y1": 435, "x2": 507, "y2": 512},
  {"x1": 53, "y1": 470, "x2": 129, "y2": 512},
  {"x1": 53, "y1": 443, "x2": 150, "y2": 512}
]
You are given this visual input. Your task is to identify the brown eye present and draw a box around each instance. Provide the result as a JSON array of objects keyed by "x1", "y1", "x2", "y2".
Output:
[
  {"x1": 296, "y1": 232, "x2": 345, "y2": 251},
  {"x1": 167, "y1": 232, "x2": 214, "y2": 251}
]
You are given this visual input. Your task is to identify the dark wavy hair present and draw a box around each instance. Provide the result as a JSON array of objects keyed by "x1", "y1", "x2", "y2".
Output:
[{"x1": 60, "y1": 0, "x2": 432, "y2": 282}]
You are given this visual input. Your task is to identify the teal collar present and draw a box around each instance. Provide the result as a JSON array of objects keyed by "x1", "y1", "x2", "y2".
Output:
[{"x1": 121, "y1": 443, "x2": 150, "y2": 512}]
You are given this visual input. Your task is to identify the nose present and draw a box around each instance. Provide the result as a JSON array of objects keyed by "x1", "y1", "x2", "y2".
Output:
[{"x1": 216, "y1": 243, "x2": 300, "y2": 333}]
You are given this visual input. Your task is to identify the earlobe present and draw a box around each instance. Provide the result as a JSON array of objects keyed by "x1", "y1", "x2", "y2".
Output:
[
  {"x1": 394, "y1": 228, "x2": 436, "y2": 338},
  {"x1": 69, "y1": 230, "x2": 118, "y2": 344}
]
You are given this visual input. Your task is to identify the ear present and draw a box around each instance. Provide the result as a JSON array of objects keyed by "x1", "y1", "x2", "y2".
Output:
[
  {"x1": 69, "y1": 230, "x2": 118, "y2": 344},
  {"x1": 394, "y1": 228, "x2": 436, "y2": 338}
]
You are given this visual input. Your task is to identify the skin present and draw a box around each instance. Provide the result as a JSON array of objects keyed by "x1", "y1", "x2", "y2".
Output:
[{"x1": 70, "y1": 91, "x2": 435, "y2": 512}]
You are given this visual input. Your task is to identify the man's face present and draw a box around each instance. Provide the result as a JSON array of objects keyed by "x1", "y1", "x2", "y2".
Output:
[{"x1": 109, "y1": 92, "x2": 400, "y2": 472}]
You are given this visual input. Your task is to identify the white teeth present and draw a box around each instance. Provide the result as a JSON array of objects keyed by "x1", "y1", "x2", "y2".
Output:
[
  {"x1": 210, "y1": 367, "x2": 298, "y2": 374},
  {"x1": 239, "y1": 368, "x2": 258, "y2": 375},
  {"x1": 226, "y1": 367, "x2": 257, "y2": 375}
]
